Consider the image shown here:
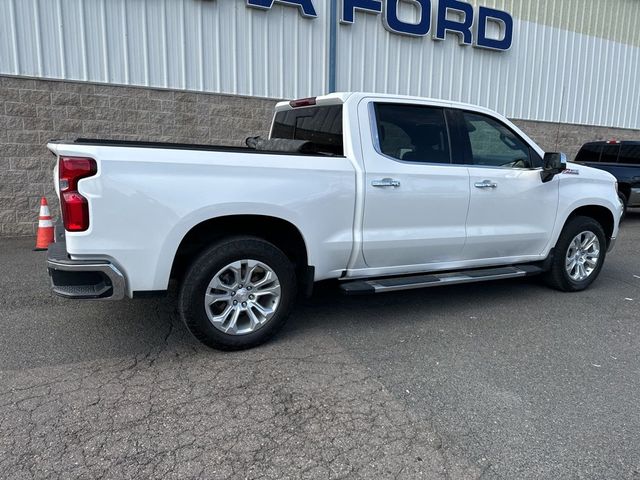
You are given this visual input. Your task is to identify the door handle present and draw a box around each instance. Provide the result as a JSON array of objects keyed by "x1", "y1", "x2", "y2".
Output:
[
  {"x1": 474, "y1": 180, "x2": 498, "y2": 189},
  {"x1": 372, "y1": 178, "x2": 401, "y2": 188}
]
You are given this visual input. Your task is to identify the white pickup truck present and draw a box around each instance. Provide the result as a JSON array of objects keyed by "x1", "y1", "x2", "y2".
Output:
[{"x1": 47, "y1": 92, "x2": 622, "y2": 350}]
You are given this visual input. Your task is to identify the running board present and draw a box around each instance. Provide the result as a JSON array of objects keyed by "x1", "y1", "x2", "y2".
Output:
[{"x1": 340, "y1": 265, "x2": 544, "y2": 295}]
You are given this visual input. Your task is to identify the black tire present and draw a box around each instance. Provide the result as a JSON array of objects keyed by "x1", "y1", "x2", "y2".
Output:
[
  {"x1": 178, "y1": 236, "x2": 297, "y2": 350},
  {"x1": 544, "y1": 216, "x2": 607, "y2": 292},
  {"x1": 618, "y1": 192, "x2": 628, "y2": 221}
]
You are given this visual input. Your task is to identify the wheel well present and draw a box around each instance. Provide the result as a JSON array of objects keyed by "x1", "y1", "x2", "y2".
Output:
[
  {"x1": 568, "y1": 205, "x2": 615, "y2": 243},
  {"x1": 617, "y1": 183, "x2": 630, "y2": 202},
  {"x1": 171, "y1": 215, "x2": 309, "y2": 282}
]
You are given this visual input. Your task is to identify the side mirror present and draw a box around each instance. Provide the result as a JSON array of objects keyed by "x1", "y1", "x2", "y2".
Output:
[{"x1": 541, "y1": 152, "x2": 567, "y2": 182}]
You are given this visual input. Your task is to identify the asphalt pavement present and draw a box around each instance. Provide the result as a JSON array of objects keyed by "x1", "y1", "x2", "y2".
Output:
[{"x1": 1, "y1": 212, "x2": 639, "y2": 479}]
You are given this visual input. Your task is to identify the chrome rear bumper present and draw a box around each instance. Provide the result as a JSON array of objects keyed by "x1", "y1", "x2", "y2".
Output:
[{"x1": 47, "y1": 237, "x2": 126, "y2": 300}]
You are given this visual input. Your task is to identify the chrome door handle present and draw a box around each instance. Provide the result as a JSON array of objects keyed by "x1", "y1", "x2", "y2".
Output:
[
  {"x1": 474, "y1": 180, "x2": 498, "y2": 189},
  {"x1": 372, "y1": 178, "x2": 401, "y2": 188}
]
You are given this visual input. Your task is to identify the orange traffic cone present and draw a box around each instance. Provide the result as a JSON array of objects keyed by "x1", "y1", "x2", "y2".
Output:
[{"x1": 34, "y1": 197, "x2": 54, "y2": 251}]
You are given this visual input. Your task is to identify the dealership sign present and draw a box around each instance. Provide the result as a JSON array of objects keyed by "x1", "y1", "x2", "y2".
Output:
[{"x1": 246, "y1": 0, "x2": 514, "y2": 51}]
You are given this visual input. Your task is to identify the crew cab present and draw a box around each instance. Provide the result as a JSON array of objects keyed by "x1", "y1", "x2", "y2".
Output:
[
  {"x1": 575, "y1": 140, "x2": 640, "y2": 215},
  {"x1": 46, "y1": 93, "x2": 623, "y2": 350}
]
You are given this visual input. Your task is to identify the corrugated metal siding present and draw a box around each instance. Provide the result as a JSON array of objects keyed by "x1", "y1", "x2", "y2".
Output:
[
  {"x1": 469, "y1": 0, "x2": 640, "y2": 48},
  {"x1": 0, "y1": 0, "x2": 328, "y2": 99},
  {"x1": 335, "y1": 4, "x2": 640, "y2": 129},
  {"x1": 0, "y1": 0, "x2": 638, "y2": 129}
]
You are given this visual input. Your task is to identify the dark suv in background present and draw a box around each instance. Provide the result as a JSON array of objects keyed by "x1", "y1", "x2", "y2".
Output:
[{"x1": 575, "y1": 140, "x2": 640, "y2": 214}]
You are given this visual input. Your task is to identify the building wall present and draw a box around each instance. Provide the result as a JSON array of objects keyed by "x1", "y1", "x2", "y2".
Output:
[
  {"x1": 0, "y1": 0, "x2": 329, "y2": 100},
  {"x1": 336, "y1": 4, "x2": 640, "y2": 128},
  {"x1": 472, "y1": 0, "x2": 640, "y2": 47},
  {"x1": 1, "y1": 75, "x2": 638, "y2": 236},
  {"x1": 512, "y1": 119, "x2": 639, "y2": 161},
  {"x1": 0, "y1": 76, "x2": 276, "y2": 236},
  {"x1": 1, "y1": 0, "x2": 638, "y2": 129}
]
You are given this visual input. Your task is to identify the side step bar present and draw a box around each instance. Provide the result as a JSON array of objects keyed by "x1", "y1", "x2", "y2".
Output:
[{"x1": 340, "y1": 265, "x2": 544, "y2": 295}]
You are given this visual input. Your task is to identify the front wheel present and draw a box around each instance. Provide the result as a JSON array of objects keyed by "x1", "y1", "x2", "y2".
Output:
[
  {"x1": 178, "y1": 237, "x2": 297, "y2": 350},
  {"x1": 544, "y1": 216, "x2": 607, "y2": 292}
]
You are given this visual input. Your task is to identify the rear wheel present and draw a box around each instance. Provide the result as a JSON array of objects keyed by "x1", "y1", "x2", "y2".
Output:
[
  {"x1": 544, "y1": 216, "x2": 606, "y2": 292},
  {"x1": 179, "y1": 237, "x2": 296, "y2": 350}
]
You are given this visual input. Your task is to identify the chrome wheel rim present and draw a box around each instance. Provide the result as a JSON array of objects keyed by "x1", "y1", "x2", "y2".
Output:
[
  {"x1": 204, "y1": 259, "x2": 281, "y2": 335},
  {"x1": 565, "y1": 231, "x2": 600, "y2": 282}
]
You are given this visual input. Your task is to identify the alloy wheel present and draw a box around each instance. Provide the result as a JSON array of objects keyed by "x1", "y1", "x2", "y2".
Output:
[
  {"x1": 204, "y1": 259, "x2": 281, "y2": 335},
  {"x1": 565, "y1": 231, "x2": 600, "y2": 282}
]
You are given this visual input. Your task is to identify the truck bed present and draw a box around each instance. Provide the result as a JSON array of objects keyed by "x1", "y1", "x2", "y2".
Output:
[{"x1": 48, "y1": 138, "x2": 340, "y2": 157}]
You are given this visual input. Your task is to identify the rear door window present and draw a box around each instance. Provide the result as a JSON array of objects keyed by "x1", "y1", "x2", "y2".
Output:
[
  {"x1": 271, "y1": 105, "x2": 343, "y2": 155},
  {"x1": 600, "y1": 144, "x2": 620, "y2": 163},
  {"x1": 618, "y1": 144, "x2": 640, "y2": 165},
  {"x1": 575, "y1": 144, "x2": 602, "y2": 163},
  {"x1": 373, "y1": 103, "x2": 451, "y2": 164}
]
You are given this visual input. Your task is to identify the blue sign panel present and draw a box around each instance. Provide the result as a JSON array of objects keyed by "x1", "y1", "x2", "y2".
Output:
[
  {"x1": 434, "y1": 0, "x2": 474, "y2": 45},
  {"x1": 476, "y1": 6, "x2": 514, "y2": 51},
  {"x1": 247, "y1": 0, "x2": 514, "y2": 51},
  {"x1": 383, "y1": 0, "x2": 431, "y2": 37},
  {"x1": 340, "y1": 0, "x2": 382, "y2": 23},
  {"x1": 246, "y1": 0, "x2": 318, "y2": 18},
  {"x1": 342, "y1": 0, "x2": 513, "y2": 51}
]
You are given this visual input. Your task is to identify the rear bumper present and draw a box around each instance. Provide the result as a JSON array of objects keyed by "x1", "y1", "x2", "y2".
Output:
[{"x1": 47, "y1": 236, "x2": 126, "y2": 300}]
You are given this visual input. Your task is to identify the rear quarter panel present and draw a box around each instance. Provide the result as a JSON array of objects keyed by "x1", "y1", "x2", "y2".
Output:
[{"x1": 50, "y1": 144, "x2": 356, "y2": 294}]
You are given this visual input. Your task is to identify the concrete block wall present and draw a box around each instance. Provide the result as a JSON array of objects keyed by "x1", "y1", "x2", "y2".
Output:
[
  {"x1": 513, "y1": 120, "x2": 640, "y2": 160},
  {"x1": 0, "y1": 76, "x2": 277, "y2": 236},
  {"x1": 1, "y1": 75, "x2": 638, "y2": 236}
]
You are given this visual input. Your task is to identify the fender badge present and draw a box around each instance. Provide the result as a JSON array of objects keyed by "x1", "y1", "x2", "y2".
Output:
[{"x1": 562, "y1": 169, "x2": 580, "y2": 175}]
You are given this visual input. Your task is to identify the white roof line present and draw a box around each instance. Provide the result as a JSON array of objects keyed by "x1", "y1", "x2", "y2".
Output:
[{"x1": 275, "y1": 92, "x2": 504, "y2": 117}]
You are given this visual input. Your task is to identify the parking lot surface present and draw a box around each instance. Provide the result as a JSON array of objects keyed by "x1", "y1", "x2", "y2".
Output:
[{"x1": 1, "y1": 212, "x2": 639, "y2": 479}]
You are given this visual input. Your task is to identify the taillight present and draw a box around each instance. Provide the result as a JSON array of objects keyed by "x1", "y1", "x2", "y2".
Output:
[{"x1": 58, "y1": 157, "x2": 97, "y2": 232}]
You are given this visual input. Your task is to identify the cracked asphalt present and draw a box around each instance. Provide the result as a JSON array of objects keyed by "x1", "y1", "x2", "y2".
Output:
[{"x1": 1, "y1": 212, "x2": 639, "y2": 479}]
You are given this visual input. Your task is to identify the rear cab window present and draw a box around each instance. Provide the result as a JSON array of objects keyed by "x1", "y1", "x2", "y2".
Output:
[
  {"x1": 270, "y1": 105, "x2": 343, "y2": 155},
  {"x1": 618, "y1": 144, "x2": 640, "y2": 165},
  {"x1": 600, "y1": 144, "x2": 620, "y2": 163}
]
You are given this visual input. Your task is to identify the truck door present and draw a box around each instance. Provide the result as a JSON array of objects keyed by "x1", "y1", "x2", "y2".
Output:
[
  {"x1": 358, "y1": 100, "x2": 470, "y2": 269},
  {"x1": 450, "y1": 109, "x2": 559, "y2": 260}
]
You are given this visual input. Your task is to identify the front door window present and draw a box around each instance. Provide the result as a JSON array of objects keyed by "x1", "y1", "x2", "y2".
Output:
[{"x1": 462, "y1": 112, "x2": 536, "y2": 169}]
